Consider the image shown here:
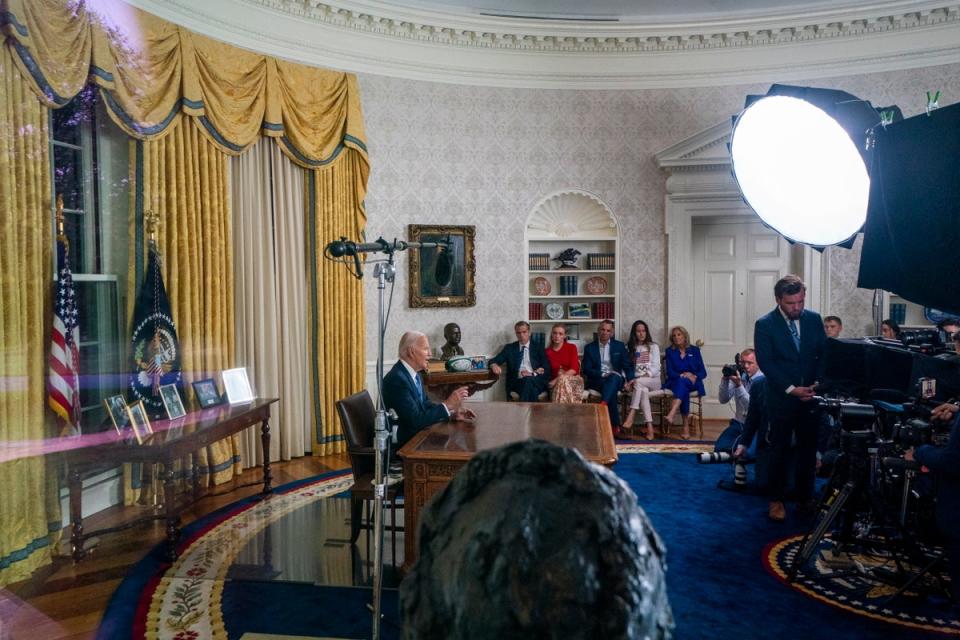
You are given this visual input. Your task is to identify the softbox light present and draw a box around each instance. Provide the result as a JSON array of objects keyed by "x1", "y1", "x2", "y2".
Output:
[{"x1": 730, "y1": 85, "x2": 894, "y2": 247}]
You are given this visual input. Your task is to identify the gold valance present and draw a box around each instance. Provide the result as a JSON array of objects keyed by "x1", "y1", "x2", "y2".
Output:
[{"x1": 1, "y1": 0, "x2": 367, "y2": 169}]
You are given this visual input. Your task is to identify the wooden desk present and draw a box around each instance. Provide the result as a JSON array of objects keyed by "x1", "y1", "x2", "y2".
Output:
[
  {"x1": 422, "y1": 368, "x2": 499, "y2": 398},
  {"x1": 63, "y1": 398, "x2": 278, "y2": 562},
  {"x1": 398, "y1": 401, "x2": 615, "y2": 565}
]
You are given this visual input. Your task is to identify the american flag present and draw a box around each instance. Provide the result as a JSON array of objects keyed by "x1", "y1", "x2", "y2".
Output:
[{"x1": 48, "y1": 236, "x2": 82, "y2": 435}]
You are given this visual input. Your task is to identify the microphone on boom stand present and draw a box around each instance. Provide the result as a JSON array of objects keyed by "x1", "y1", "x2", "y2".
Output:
[
  {"x1": 324, "y1": 236, "x2": 451, "y2": 281},
  {"x1": 322, "y1": 233, "x2": 451, "y2": 640}
]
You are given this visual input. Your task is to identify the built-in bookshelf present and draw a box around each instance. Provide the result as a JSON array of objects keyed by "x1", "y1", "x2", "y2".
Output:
[{"x1": 525, "y1": 191, "x2": 619, "y2": 351}]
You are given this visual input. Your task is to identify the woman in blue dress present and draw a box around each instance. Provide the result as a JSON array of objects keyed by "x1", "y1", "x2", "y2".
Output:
[{"x1": 663, "y1": 325, "x2": 707, "y2": 439}]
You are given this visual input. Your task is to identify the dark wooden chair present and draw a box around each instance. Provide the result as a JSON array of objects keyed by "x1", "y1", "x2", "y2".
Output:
[{"x1": 335, "y1": 390, "x2": 403, "y2": 554}]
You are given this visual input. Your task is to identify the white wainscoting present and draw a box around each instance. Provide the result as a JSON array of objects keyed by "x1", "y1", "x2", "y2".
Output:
[{"x1": 59, "y1": 466, "x2": 124, "y2": 528}]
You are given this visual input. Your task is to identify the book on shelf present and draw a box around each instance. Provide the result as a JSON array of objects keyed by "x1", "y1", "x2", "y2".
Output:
[
  {"x1": 591, "y1": 301, "x2": 615, "y2": 320},
  {"x1": 529, "y1": 302, "x2": 544, "y2": 320},
  {"x1": 531, "y1": 332, "x2": 546, "y2": 351},
  {"x1": 586, "y1": 253, "x2": 615, "y2": 270},
  {"x1": 559, "y1": 275, "x2": 578, "y2": 296},
  {"x1": 528, "y1": 253, "x2": 550, "y2": 270}
]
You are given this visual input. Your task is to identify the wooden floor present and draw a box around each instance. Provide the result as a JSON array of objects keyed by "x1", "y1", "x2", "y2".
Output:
[
  {"x1": 3, "y1": 453, "x2": 350, "y2": 640},
  {"x1": 3, "y1": 422, "x2": 725, "y2": 640}
]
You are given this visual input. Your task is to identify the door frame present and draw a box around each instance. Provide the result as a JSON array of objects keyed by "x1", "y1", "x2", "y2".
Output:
[{"x1": 655, "y1": 121, "x2": 828, "y2": 339}]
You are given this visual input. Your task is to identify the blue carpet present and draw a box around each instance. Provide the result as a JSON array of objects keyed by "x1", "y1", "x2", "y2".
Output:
[
  {"x1": 222, "y1": 583, "x2": 400, "y2": 639},
  {"x1": 616, "y1": 453, "x2": 941, "y2": 639},
  {"x1": 101, "y1": 457, "x2": 946, "y2": 638}
]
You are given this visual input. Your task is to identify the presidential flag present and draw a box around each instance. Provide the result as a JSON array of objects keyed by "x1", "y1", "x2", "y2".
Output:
[
  {"x1": 129, "y1": 242, "x2": 182, "y2": 416},
  {"x1": 48, "y1": 234, "x2": 82, "y2": 435}
]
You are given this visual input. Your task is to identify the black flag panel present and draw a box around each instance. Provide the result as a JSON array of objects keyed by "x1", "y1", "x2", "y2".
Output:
[
  {"x1": 858, "y1": 102, "x2": 960, "y2": 313},
  {"x1": 129, "y1": 243, "x2": 182, "y2": 416}
]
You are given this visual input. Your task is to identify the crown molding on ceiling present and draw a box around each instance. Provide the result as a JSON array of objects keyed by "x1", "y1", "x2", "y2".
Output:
[{"x1": 126, "y1": 0, "x2": 960, "y2": 88}]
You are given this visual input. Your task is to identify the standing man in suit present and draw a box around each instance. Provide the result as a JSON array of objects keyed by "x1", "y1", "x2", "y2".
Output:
[
  {"x1": 754, "y1": 275, "x2": 827, "y2": 522},
  {"x1": 582, "y1": 319, "x2": 634, "y2": 433},
  {"x1": 383, "y1": 331, "x2": 476, "y2": 449},
  {"x1": 489, "y1": 321, "x2": 551, "y2": 401}
]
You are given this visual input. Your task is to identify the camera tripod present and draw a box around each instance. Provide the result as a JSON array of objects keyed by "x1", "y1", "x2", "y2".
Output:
[{"x1": 788, "y1": 440, "x2": 948, "y2": 606}]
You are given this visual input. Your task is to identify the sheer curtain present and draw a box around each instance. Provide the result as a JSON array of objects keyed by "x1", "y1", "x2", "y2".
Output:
[{"x1": 232, "y1": 138, "x2": 310, "y2": 464}]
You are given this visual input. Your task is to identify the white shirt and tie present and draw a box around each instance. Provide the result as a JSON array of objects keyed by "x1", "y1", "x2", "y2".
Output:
[
  {"x1": 599, "y1": 340, "x2": 612, "y2": 376},
  {"x1": 778, "y1": 308, "x2": 801, "y2": 395},
  {"x1": 518, "y1": 342, "x2": 533, "y2": 377},
  {"x1": 400, "y1": 359, "x2": 451, "y2": 415}
]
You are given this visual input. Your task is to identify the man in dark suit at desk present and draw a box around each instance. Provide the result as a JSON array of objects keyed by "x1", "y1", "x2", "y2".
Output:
[
  {"x1": 583, "y1": 319, "x2": 634, "y2": 433},
  {"x1": 754, "y1": 274, "x2": 827, "y2": 522},
  {"x1": 489, "y1": 321, "x2": 551, "y2": 402},
  {"x1": 383, "y1": 331, "x2": 475, "y2": 449}
]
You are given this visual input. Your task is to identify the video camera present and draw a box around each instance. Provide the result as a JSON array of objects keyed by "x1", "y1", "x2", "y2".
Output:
[
  {"x1": 789, "y1": 340, "x2": 958, "y2": 584},
  {"x1": 721, "y1": 352, "x2": 744, "y2": 378}
]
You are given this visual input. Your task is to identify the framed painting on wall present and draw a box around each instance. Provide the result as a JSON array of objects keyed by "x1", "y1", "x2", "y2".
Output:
[{"x1": 408, "y1": 224, "x2": 476, "y2": 308}]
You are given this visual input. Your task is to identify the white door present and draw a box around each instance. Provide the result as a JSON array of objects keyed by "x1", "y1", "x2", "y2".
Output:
[{"x1": 692, "y1": 218, "x2": 791, "y2": 418}]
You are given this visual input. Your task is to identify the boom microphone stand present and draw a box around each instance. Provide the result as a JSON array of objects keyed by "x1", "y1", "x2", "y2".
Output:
[{"x1": 324, "y1": 236, "x2": 448, "y2": 640}]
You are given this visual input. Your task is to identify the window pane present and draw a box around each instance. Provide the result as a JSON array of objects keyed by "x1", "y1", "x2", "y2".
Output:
[
  {"x1": 63, "y1": 212, "x2": 85, "y2": 274},
  {"x1": 52, "y1": 88, "x2": 97, "y2": 145},
  {"x1": 53, "y1": 144, "x2": 84, "y2": 210}
]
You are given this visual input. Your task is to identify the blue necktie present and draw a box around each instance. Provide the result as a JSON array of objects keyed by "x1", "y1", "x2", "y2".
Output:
[
  {"x1": 414, "y1": 373, "x2": 424, "y2": 402},
  {"x1": 789, "y1": 319, "x2": 801, "y2": 351}
]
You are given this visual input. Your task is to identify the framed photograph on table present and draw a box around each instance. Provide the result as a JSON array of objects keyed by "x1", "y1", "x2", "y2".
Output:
[
  {"x1": 408, "y1": 224, "x2": 476, "y2": 308},
  {"x1": 104, "y1": 395, "x2": 131, "y2": 434},
  {"x1": 222, "y1": 367, "x2": 255, "y2": 404},
  {"x1": 126, "y1": 400, "x2": 154, "y2": 444},
  {"x1": 192, "y1": 378, "x2": 222, "y2": 408},
  {"x1": 160, "y1": 384, "x2": 186, "y2": 419}
]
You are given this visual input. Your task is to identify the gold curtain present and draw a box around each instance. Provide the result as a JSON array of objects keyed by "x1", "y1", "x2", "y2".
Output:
[
  {"x1": 309, "y1": 149, "x2": 368, "y2": 455},
  {"x1": 4, "y1": 0, "x2": 369, "y2": 494},
  {"x1": 0, "y1": 44, "x2": 61, "y2": 587},
  {"x1": 122, "y1": 117, "x2": 240, "y2": 502},
  {"x1": 3, "y1": 0, "x2": 368, "y2": 166}
]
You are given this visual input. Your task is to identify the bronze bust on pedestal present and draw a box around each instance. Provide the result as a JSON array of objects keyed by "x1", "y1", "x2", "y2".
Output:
[{"x1": 440, "y1": 322, "x2": 464, "y2": 360}]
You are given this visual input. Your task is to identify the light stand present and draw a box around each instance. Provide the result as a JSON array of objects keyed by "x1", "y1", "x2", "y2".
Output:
[{"x1": 324, "y1": 235, "x2": 448, "y2": 640}]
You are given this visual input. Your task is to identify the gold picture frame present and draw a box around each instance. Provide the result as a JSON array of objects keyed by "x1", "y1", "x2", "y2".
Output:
[
  {"x1": 104, "y1": 394, "x2": 130, "y2": 434},
  {"x1": 408, "y1": 224, "x2": 476, "y2": 308},
  {"x1": 126, "y1": 400, "x2": 154, "y2": 444}
]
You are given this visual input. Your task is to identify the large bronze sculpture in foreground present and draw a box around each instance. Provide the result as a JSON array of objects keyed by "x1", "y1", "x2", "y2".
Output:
[{"x1": 401, "y1": 439, "x2": 673, "y2": 639}]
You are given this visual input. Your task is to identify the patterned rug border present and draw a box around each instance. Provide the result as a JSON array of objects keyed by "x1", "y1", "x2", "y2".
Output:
[
  {"x1": 763, "y1": 534, "x2": 960, "y2": 636},
  {"x1": 97, "y1": 469, "x2": 354, "y2": 640},
  {"x1": 616, "y1": 442, "x2": 713, "y2": 454}
]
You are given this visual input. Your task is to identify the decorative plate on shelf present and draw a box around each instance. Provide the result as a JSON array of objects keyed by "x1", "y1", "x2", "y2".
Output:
[
  {"x1": 584, "y1": 276, "x2": 608, "y2": 295},
  {"x1": 533, "y1": 276, "x2": 551, "y2": 296},
  {"x1": 545, "y1": 302, "x2": 565, "y2": 320}
]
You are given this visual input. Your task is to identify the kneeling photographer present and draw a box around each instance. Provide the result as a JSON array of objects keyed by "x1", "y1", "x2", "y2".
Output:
[
  {"x1": 716, "y1": 348, "x2": 762, "y2": 457},
  {"x1": 906, "y1": 401, "x2": 960, "y2": 609}
]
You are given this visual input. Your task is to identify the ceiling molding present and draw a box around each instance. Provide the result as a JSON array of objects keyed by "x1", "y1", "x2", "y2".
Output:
[{"x1": 126, "y1": 0, "x2": 960, "y2": 88}]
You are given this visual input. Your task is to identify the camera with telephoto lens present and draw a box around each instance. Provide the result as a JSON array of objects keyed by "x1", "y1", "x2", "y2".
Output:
[{"x1": 721, "y1": 353, "x2": 744, "y2": 378}]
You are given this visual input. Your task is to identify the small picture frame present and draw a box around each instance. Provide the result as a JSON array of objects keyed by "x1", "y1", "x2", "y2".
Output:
[
  {"x1": 568, "y1": 302, "x2": 592, "y2": 319},
  {"x1": 126, "y1": 400, "x2": 154, "y2": 444},
  {"x1": 192, "y1": 378, "x2": 223, "y2": 408},
  {"x1": 222, "y1": 367, "x2": 255, "y2": 404},
  {"x1": 160, "y1": 384, "x2": 186, "y2": 420},
  {"x1": 104, "y1": 394, "x2": 131, "y2": 434}
]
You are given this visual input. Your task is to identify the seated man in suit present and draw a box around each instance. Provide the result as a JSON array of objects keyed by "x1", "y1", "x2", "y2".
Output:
[
  {"x1": 383, "y1": 331, "x2": 476, "y2": 450},
  {"x1": 582, "y1": 319, "x2": 634, "y2": 433},
  {"x1": 908, "y1": 402, "x2": 960, "y2": 612},
  {"x1": 488, "y1": 321, "x2": 551, "y2": 402}
]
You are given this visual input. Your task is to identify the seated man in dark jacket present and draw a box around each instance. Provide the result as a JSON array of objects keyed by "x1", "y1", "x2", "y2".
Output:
[
  {"x1": 489, "y1": 321, "x2": 551, "y2": 402},
  {"x1": 582, "y1": 319, "x2": 634, "y2": 432},
  {"x1": 908, "y1": 402, "x2": 960, "y2": 609},
  {"x1": 383, "y1": 331, "x2": 475, "y2": 449}
]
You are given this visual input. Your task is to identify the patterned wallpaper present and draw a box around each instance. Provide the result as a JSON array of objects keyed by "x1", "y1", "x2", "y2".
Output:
[{"x1": 357, "y1": 63, "x2": 960, "y2": 360}]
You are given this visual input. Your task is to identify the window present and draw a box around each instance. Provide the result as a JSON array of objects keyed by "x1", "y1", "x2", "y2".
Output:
[{"x1": 50, "y1": 87, "x2": 130, "y2": 432}]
